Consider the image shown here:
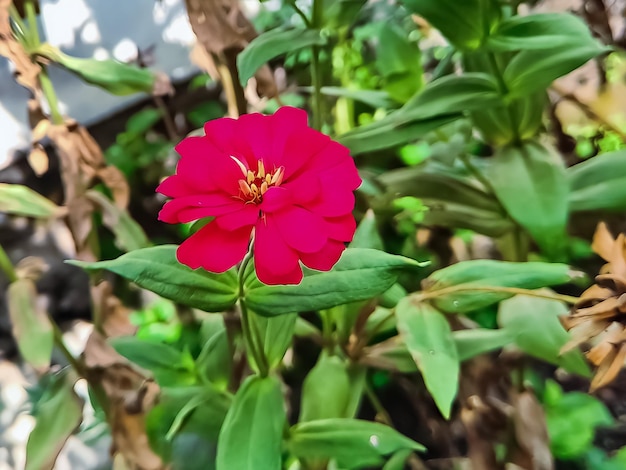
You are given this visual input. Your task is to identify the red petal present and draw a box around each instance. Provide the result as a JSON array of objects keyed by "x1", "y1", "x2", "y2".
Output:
[
  {"x1": 254, "y1": 215, "x2": 301, "y2": 282},
  {"x1": 156, "y1": 175, "x2": 190, "y2": 198},
  {"x1": 281, "y1": 173, "x2": 321, "y2": 206},
  {"x1": 299, "y1": 239, "x2": 346, "y2": 272},
  {"x1": 308, "y1": 188, "x2": 355, "y2": 217},
  {"x1": 214, "y1": 204, "x2": 259, "y2": 231},
  {"x1": 281, "y1": 127, "x2": 331, "y2": 179},
  {"x1": 174, "y1": 136, "x2": 224, "y2": 193},
  {"x1": 274, "y1": 206, "x2": 327, "y2": 253},
  {"x1": 177, "y1": 223, "x2": 251, "y2": 272},
  {"x1": 324, "y1": 214, "x2": 357, "y2": 242},
  {"x1": 237, "y1": 113, "x2": 274, "y2": 166},
  {"x1": 158, "y1": 194, "x2": 242, "y2": 224},
  {"x1": 260, "y1": 187, "x2": 292, "y2": 214}
]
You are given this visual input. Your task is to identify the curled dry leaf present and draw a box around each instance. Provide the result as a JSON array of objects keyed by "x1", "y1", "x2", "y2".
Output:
[
  {"x1": 184, "y1": 0, "x2": 277, "y2": 102},
  {"x1": 30, "y1": 109, "x2": 130, "y2": 259},
  {"x1": 83, "y1": 282, "x2": 164, "y2": 470},
  {"x1": 561, "y1": 222, "x2": 626, "y2": 391},
  {"x1": 0, "y1": 0, "x2": 41, "y2": 92}
]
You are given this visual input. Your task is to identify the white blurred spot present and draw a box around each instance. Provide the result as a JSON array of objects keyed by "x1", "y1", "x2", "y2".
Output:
[
  {"x1": 80, "y1": 21, "x2": 101, "y2": 44},
  {"x1": 1, "y1": 384, "x2": 26, "y2": 410},
  {"x1": 113, "y1": 38, "x2": 138, "y2": 62},
  {"x1": 5, "y1": 415, "x2": 35, "y2": 445},
  {"x1": 41, "y1": 0, "x2": 91, "y2": 48},
  {"x1": 162, "y1": 13, "x2": 195, "y2": 46},
  {"x1": 369, "y1": 435, "x2": 380, "y2": 447},
  {"x1": 93, "y1": 47, "x2": 110, "y2": 61}
]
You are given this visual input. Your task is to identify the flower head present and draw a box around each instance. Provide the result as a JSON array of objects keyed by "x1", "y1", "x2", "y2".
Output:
[{"x1": 157, "y1": 107, "x2": 361, "y2": 285}]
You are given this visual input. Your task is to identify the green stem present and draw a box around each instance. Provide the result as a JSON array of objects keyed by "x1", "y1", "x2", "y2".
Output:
[
  {"x1": 309, "y1": 0, "x2": 324, "y2": 131},
  {"x1": 39, "y1": 68, "x2": 64, "y2": 124},
  {"x1": 458, "y1": 153, "x2": 496, "y2": 194},
  {"x1": 238, "y1": 248, "x2": 269, "y2": 377},
  {"x1": 24, "y1": 1, "x2": 40, "y2": 47},
  {"x1": 0, "y1": 245, "x2": 17, "y2": 283},
  {"x1": 286, "y1": 0, "x2": 311, "y2": 27},
  {"x1": 418, "y1": 285, "x2": 578, "y2": 305},
  {"x1": 364, "y1": 382, "x2": 393, "y2": 426},
  {"x1": 487, "y1": 52, "x2": 521, "y2": 145}
]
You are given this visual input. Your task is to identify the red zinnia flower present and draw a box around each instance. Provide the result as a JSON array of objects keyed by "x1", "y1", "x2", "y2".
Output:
[{"x1": 157, "y1": 107, "x2": 361, "y2": 285}]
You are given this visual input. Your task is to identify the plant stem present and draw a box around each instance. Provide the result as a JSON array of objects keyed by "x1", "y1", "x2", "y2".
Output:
[
  {"x1": 39, "y1": 68, "x2": 64, "y2": 124},
  {"x1": 487, "y1": 52, "x2": 521, "y2": 145},
  {"x1": 309, "y1": 0, "x2": 324, "y2": 131},
  {"x1": 286, "y1": 0, "x2": 311, "y2": 27},
  {"x1": 364, "y1": 382, "x2": 393, "y2": 426},
  {"x1": 24, "y1": 0, "x2": 39, "y2": 47},
  {"x1": 418, "y1": 285, "x2": 578, "y2": 305},
  {"x1": 237, "y1": 248, "x2": 269, "y2": 376},
  {"x1": 0, "y1": 244, "x2": 17, "y2": 283}
]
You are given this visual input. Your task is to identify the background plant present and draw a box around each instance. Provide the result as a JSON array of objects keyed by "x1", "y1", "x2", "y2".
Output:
[{"x1": 1, "y1": 0, "x2": 626, "y2": 469}]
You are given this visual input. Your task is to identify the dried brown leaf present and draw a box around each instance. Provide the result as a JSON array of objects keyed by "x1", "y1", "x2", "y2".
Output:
[
  {"x1": 28, "y1": 145, "x2": 49, "y2": 175},
  {"x1": 592, "y1": 222, "x2": 616, "y2": 263},
  {"x1": 97, "y1": 166, "x2": 130, "y2": 209},
  {"x1": 590, "y1": 342, "x2": 626, "y2": 391},
  {"x1": 510, "y1": 391, "x2": 553, "y2": 470},
  {"x1": 0, "y1": 0, "x2": 41, "y2": 92}
]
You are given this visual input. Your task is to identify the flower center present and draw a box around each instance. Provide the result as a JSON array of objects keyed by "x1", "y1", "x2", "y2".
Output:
[{"x1": 231, "y1": 156, "x2": 285, "y2": 204}]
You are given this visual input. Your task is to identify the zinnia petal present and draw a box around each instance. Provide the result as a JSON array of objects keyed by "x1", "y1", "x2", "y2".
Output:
[
  {"x1": 274, "y1": 206, "x2": 327, "y2": 253},
  {"x1": 300, "y1": 239, "x2": 346, "y2": 271},
  {"x1": 158, "y1": 194, "x2": 243, "y2": 223},
  {"x1": 177, "y1": 223, "x2": 251, "y2": 272},
  {"x1": 324, "y1": 214, "x2": 357, "y2": 242},
  {"x1": 254, "y1": 216, "x2": 301, "y2": 284},
  {"x1": 215, "y1": 205, "x2": 259, "y2": 231}
]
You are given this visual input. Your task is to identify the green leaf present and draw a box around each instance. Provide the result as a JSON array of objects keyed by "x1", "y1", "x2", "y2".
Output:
[
  {"x1": 498, "y1": 295, "x2": 590, "y2": 376},
  {"x1": 396, "y1": 73, "x2": 502, "y2": 124},
  {"x1": 351, "y1": 209, "x2": 384, "y2": 251},
  {"x1": 249, "y1": 312, "x2": 297, "y2": 370},
  {"x1": 244, "y1": 248, "x2": 424, "y2": 316},
  {"x1": 376, "y1": 23, "x2": 423, "y2": 102},
  {"x1": 568, "y1": 150, "x2": 626, "y2": 212},
  {"x1": 339, "y1": 114, "x2": 459, "y2": 155},
  {"x1": 0, "y1": 183, "x2": 62, "y2": 218},
  {"x1": 424, "y1": 259, "x2": 578, "y2": 313},
  {"x1": 25, "y1": 370, "x2": 83, "y2": 470},
  {"x1": 396, "y1": 299, "x2": 459, "y2": 419},
  {"x1": 487, "y1": 13, "x2": 598, "y2": 52},
  {"x1": 216, "y1": 375, "x2": 286, "y2": 470},
  {"x1": 486, "y1": 141, "x2": 568, "y2": 258},
  {"x1": 343, "y1": 74, "x2": 492, "y2": 152},
  {"x1": 503, "y1": 43, "x2": 609, "y2": 97},
  {"x1": 196, "y1": 318, "x2": 232, "y2": 389},
  {"x1": 401, "y1": 0, "x2": 500, "y2": 50},
  {"x1": 360, "y1": 338, "x2": 418, "y2": 373},
  {"x1": 69, "y1": 245, "x2": 239, "y2": 312},
  {"x1": 86, "y1": 190, "x2": 150, "y2": 252},
  {"x1": 36, "y1": 44, "x2": 160, "y2": 95},
  {"x1": 453, "y1": 328, "x2": 514, "y2": 361},
  {"x1": 7, "y1": 279, "x2": 54, "y2": 371},
  {"x1": 288, "y1": 418, "x2": 425, "y2": 469},
  {"x1": 237, "y1": 28, "x2": 325, "y2": 86},
  {"x1": 300, "y1": 354, "x2": 351, "y2": 422},
  {"x1": 544, "y1": 381, "x2": 612, "y2": 459},
  {"x1": 146, "y1": 385, "x2": 230, "y2": 467},
  {"x1": 110, "y1": 336, "x2": 196, "y2": 385}
]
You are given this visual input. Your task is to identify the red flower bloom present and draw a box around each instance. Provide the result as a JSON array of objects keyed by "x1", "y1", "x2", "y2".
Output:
[{"x1": 157, "y1": 107, "x2": 361, "y2": 285}]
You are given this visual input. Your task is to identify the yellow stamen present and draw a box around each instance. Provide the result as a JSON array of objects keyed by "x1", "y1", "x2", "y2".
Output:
[
  {"x1": 231, "y1": 156, "x2": 248, "y2": 177},
  {"x1": 247, "y1": 170, "x2": 255, "y2": 184},
  {"x1": 257, "y1": 160, "x2": 265, "y2": 179},
  {"x1": 260, "y1": 181, "x2": 268, "y2": 195},
  {"x1": 239, "y1": 180, "x2": 252, "y2": 196},
  {"x1": 271, "y1": 166, "x2": 285, "y2": 186}
]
